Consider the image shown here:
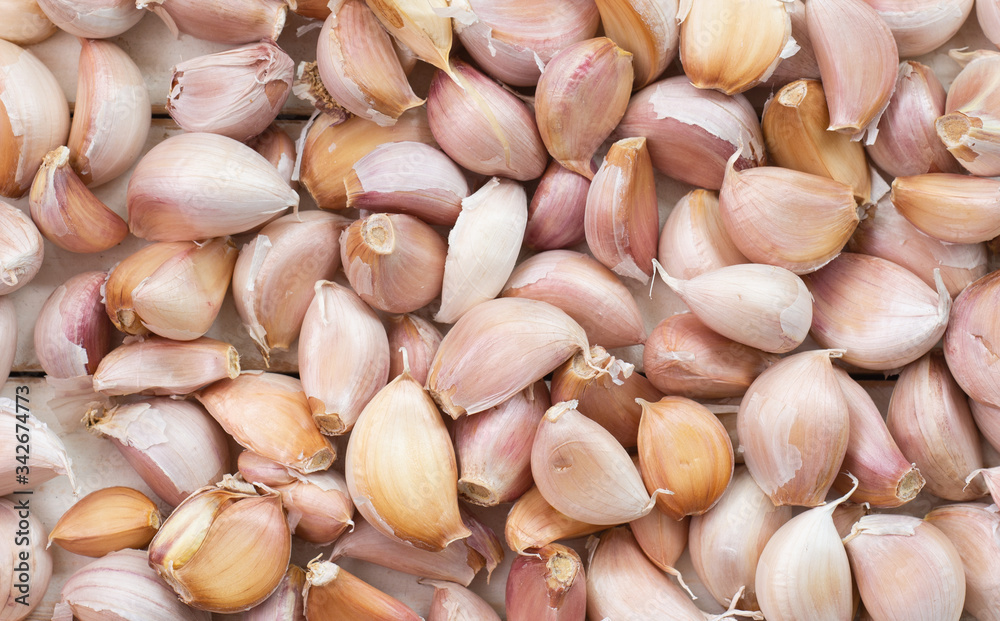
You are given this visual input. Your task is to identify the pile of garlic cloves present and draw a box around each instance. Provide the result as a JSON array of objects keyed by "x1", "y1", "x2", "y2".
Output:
[{"x1": 6, "y1": 0, "x2": 1000, "y2": 619}]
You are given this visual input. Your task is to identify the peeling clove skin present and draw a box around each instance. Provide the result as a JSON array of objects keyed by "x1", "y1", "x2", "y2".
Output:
[{"x1": 506, "y1": 544, "x2": 586, "y2": 621}]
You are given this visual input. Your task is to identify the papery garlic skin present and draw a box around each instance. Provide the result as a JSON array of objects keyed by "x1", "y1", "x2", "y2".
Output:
[
  {"x1": 657, "y1": 189, "x2": 747, "y2": 280},
  {"x1": 891, "y1": 174, "x2": 1000, "y2": 244},
  {"x1": 596, "y1": 0, "x2": 679, "y2": 89},
  {"x1": 0, "y1": 203, "x2": 43, "y2": 295},
  {"x1": 427, "y1": 580, "x2": 501, "y2": 621},
  {"x1": 524, "y1": 161, "x2": 590, "y2": 251},
  {"x1": 36, "y1": 0, "x2": 142, "y2": 37},
  {"x1": 0, "y1": 498, "x2": 51, "y2": 621},
  {"x1": 937, "y1": 52, "x2": 1000, "y2": 177},
  {"x1": 240, "y1": 565, "x2": 306, "y2": 621},
  {"x1": 925, "y1": 503, "x2": 1000, "y2": 621},
  {"x1": 48, "y1": 486, "x2": 161, "y2": 557},
  {"x1": 386, "y1": 313, "x2": 441, "y2": 386},
  {"x1": 0, "y1": 0, "x2": 56, "y2": 45},
  {"x1": 141, "y1": 0, "x2": 287, "y2": 44},
  {"x1": 0, "y1": 398, "x2": 75, "y2": 496},
  {"x1": 506, "y1": 544, "x2": 586, "y2": 621},
  {"x1": 946, "y1": 270, "x2": 1000, "y2": 409},
  {"x1": 504, "y1": 485, "x2": 603, "y2": 555},
  {"x1": 0, "y1": 298, "x2": 12, "y2": 386}
]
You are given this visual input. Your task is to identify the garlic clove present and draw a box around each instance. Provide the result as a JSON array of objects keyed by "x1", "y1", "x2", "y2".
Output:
[
  {"x1": 657, "y1": 189, "x2": 747, "y2": 280},
  {"x1": 596, "y1": 0, "x2": 679, "y2": 89},
  {"x1": 286, "y1": 0, "x2": 328, "y2": 18},
  {"x1": 0, "y1": 397, "x2": 75, "y2": 496},
  {"x1": 862, "y1": 0, "x2": 973, "y2": 57},
  {"x1": 504, "y1": 485, "x2": 603, "y2": 555},
  {"x1": 141, "y1": 0, "x2": 287, "y2": 44},
  {"x1": 524, "y1": 161, "x2": 591, "y2": 251},
  {"x1": 33, "y1": 270, "x2": 112, "y2": 378},
  {"x1": 303, "y1": 560, "x2": 422, "y2": 621},
  {"x1": 535, "y1": 37, "x2": 634, "y2": 178},
  {"x1": 980, "y1": 0, "x2": 1000, "y2": 48},
  {"x1": 763, "y1": 0, "x2": 821, "y2": 88},
  {"x1": 501, "y1": 250, "x2": 646, "y2": 349},
  {"x1": 435, "y1": 177, "x2": 527, "y2": 324},
  {"x1": 653, "y1": 261, "x2": 812, "y2": 354},
  {"x1": 629, "y1": 503, "x2": 688, "y2": 580},
  {"x1": 924, "y1": 503, "x2": 1000, "y2": 621},
  {"x1": 891, "y1": 174, "x2": 1000, "y2": 244},
  {"x1": 945, "y1": 270, "x2": 1000, "y2": 409},
  {"x1": 614, "y1": 75, "x2": 766, "y2": 189},
  {"x1": 0, "y1": 201, "x2": 42, "y2": 295},
  {"x1": 92, "y1": 336, "x2": 240, "y2": 397},
  {"x1": 241, "y1": 565, "x2": 306, "y2": 621},
  {"x1": 48, "y1": 486, "x2": 161, "y2": 557},
  {"x1": 972, "y1": 399, "x2": 1000, "y2": 455},
  {"x1": 363, "y1": 0, "x2": 453, "y2": 73},
  {"x1": 36, "y1": 0, "x2": 143, "y2": 37},
  {"x1": 506, "y1": 544, "x2": 586, "y2": 621},
  {"x1": 386, "y1": 313, "x2": 441, "y2": 386},
  {"x1": 426, "y1": 579, "x2": 501, "y2": 621},
  {"x1": 0, "y1": 0, "x2": 57, "y2": 45},
  {"x1": 298, "y1": 280, "x2": 390, "y2": 435},
  {"x1": 245, "y1": 124, "x2": 297, "y2": 187},
  {"x1": 0, "y1": 298, "x2": 11, "y2": 387},
  {"x1": 936, "y1": 52, "x2": 1000, "y2": 176},
  {"x1": 28, "y1": 146, "x2": 129, "y2": 253}
]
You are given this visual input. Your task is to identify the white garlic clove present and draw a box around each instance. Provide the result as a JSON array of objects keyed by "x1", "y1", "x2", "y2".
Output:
[
  {"x1": 245, "y1": 124, "x2": 297, "y2": 186},
  {"x1": 240, "y1": 566, "x2": 306, "y2": 621},
  {"x1": 363, "y1": 0, "x2": 453, "y2": 74},
  {"x1": 936, "y1": 51, "x2": 1000, "y2": 177},
  {"x1": 504, "y1": 485, "x2": 603, "y2": 555},
  {"x1": 924, "y1": 503, "x2": 1000, "y2": 621},
  {"x1": 524, "y1": 161, "x2": 591, "y2": 251},
  {"x1": 980, "y1": 0, "x2": 1000, "y2": 48},
  {"x1": 385, "y1": 313, "x2": 442, "y2": 386},
  {"x1": 0, "y1": 397, "x2": 75, "y2": 496},
  {"x1": 0, "y1": 0, "x2": 56, "y2": 45},
  {"x1": 596, "y1": 0, "x2": 679, "y2": 89},
  {"x1": 141, "y1": 0, "x2": 287, "y2": 44},
  {"x1": 303, "y1": 560, "x2": 422, "y2": 621},
  {"x1": 862, "y1": 0, "x2": 973, "y2": 57},
  {"x1": 36, "y1": 0, "x2": 142, "y2": 37},
  {"x1": 34, "y1": 270, "x2": 112, "y2": 379},
  {"x1": 945, "y1": 270, "x2": 1000, "y2": 409},
  {"x1": 506, "y1": 544, "x2": 586, "y2": 620},
  {"x1": 0, "y1": 201, "x2": 43, "y2": 295},
  {"x1": 92, "y1": 336, "x2": 240, "y2": 396},
  {"x1": 657, "y1": 189, "x2": 747, "y2": 280},
  {"x1": 972, "y1": 398, "x2": 1000, "y2": 455},
  {"x1": 426, "y1": 579, "x2": 501, "y2": 621},
  {"x1": 0, "y1": 298, "x2": 12, "y2": 387}
]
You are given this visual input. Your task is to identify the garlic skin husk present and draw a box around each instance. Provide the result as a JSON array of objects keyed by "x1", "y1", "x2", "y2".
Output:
[
  {"x1": 427, "y1": 297, "x2": 592, "y2": 418},
  {"x1": 303, "y1": 560, "x2": 421, "y2": 621},
  {"x1": 426, "y1": 579, "x2": 501, "y2": 621},
  {"x1": 363, "y1": 0, "x2": 452, "y2": 73},
  {"x1": 298, "y1": 280, "x2": 390, "y2": 435},
  {"x1": 946, "y1": 271, "x2": 1000, "y2": 409},
  {"x1": 679, "y1": 0, "x2": 793, "y2": 95},
  {"x1": 0, "y1": 202, "x2": 43, "y2": 295},
  {"x1": 240, "y1": 565, "x2": 306, "y2": 621},
  {"x1": 0, "y1": 298, "x2": 11, "y2": 386},
  {"x1": 657, "y1": 189, "x2": 747, "y2": 280},
  {"x1": 506, "y1": 544, "x2": 586, "y2": 621},
  {"x1": 0, "y1": 0, "x2": 56, "y2": 45},
  {"x1": 346, "y1": 367, "x2": 471, "y2": 552},
  {"x1": 653, "y1": 262, "x2": 812, "y2": 354},
  {"x1": 504, "y1": 485, "x2": 603, "y2": 555},
  {"x1": 386, "y1": 313, "x2": 441, "y2": 386},
  {"x1": 86, "y1": 397, "x2": 230, "y2": 507},
  {"x1": 341, "y1": 213, "x2": 447, "y2": 314},
  {"x1": 140, "y1": 0, "x2": 287, "y2": 44},
  {"x1": 524, "y1": 161, "x2": 591, "y2": 251},
  {"x1": 450, "y1": 0, "x2": 600, "y2": 87},
  {"x1": 455, "y1": 381, "x2": 549, "y2": 507},
  {"x1": 936, "y1": 52, "x2": 1000, "y2": 176},
  {"x1": 614, "y1": 75, "x2": 766, "y2": 189},
  {"x1": 426, "y1": 59, "x2": 547, "y2": 182},
  {"x1": 435, "y1": 177, "x2": 527, "y2": 324},
  {"x1": 629, "y1": 504, "x2": 688, "y2": 578},
  {"x1": 33, "y1": 270, "x2": 111, "y2": 378},
  {"x1": 596, "y1": 0, "x2": 679, "y2": 89},
  {"x1": 924, "y1": 503, "x2": 1000, "y2": 621},
  {"x1": 245, "y1": 124, "x2": 296, "y2": 186},
  {"x1": 536, "y1": 37, "x2": 634, "y2": 179},
  {"x1": 718, "y1": 152, "x2": 861, "y2": 275},
  {"x1": 148, "y1": 476, "x2": 292, "y2": 613},
  {"x1": 0, "y1": 398, "x2": 75, "y2": 496},
  {"x1": 848, "y1": 197, "x2": 986, "y2": 299},
  {"x1": 980, "y1": 0, "x2": 1000, "y2": 48},
  {"x1": 36, "y1": 0, "x2": 142, "y2": 37},
  {"x1": 865, "y1": 0, "x2": 972, "y2": 57},
  {"x1": 0, "y1": 40, "x2": 70, "y2": 199},
  {"x1": 232, "y1": 211, "x2": 348, "y2": 360},
  {"x1": 0, "y1": 498, "x2": 51, "y2": 621},
  {"x1": 167, "y1": 40, "x2": 294, "y2": 142},
  {"x1": 48, "y1": 486, "x2": 161, "y2": 557},
  {"x1": 197, "y1": 372, "x2": 336, "y2": 474},
  {"x1": 843, "y1": 514, "x2": 965, "y2": 621},
  {"x1": 104, "y1": 238, "x2": 239, "y2": 340},
  {"x1": 738, "y1": 350, "x2": 850, "y2": 507},
  {"x1": 886, "y1": 351, "x2": 986, "y2": 502},
  {"x1": 501, "y1": 250, "x2": 646, "y2": 349},
  {"x1": 346, "y1": 141, "x2": 469, "y2": 226},
  {"x1": 867, "y1": 61, "x2": 960, "y2": 177},
  {"x1": 891, "y1": 174, "x2": 1000, "y2": 244},
  {"x1": 68, "y1": 38, "x2": 150, "y2": 188},
  {"x1": 804, "y1": 253, "x2": 950, "y2": 371},
  {"x1": 689, "y1": 466, "x2": 793, "y2": 612},
  {"x1": 28, "y1": 146, "x2": 129, "y2": 253},
  {"x1": 92, "y1": 336, "x2": 240, "y2": 396},
  {"x1": 584, "y1": 136, "x2": 658, "y2": 282},
  {"x1": 127, "y1": 133, "x2": 298, "y2": 242},
  {"x1": 807, "y1": 0, "x2": 897, "y2": 144},
  {"x1": 762, "y1": 79, "x2": 871, "y2": 203}
]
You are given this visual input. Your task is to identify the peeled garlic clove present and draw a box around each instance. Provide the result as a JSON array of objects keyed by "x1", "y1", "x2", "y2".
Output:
[
  {"x1": 232, "y1": 211, "x2": 348, "y2": 359},
  {"x1": 891, "y1": 174, "x2": 1000, "y2": 244},
  {"x1": 925, "y1": 503, "x2": 1000, "y2": 621},
  {"x1": 863, "y1": 0, "x2": 973, "y2": 57},
  {"x1": 886, "y1": 351, "x2": 986, "y2": 502},
  {"x1": 614, "y1": 76, "x2": 766, "y2": 189},
  {"x1": 738, "y1": 349, "x2": 850, "y2": 507},
  {"x1": 946, "y1": 270, "x2": 1000, "y2": 409},
  {"x1": 245, "y1": 124, "x2": 297, "y2": 186},
  {"x1": 804, "y1": 253, "x2": 950, "y2": 370},
  {"x1": 653, "y1": 262, "x2": 812, "y2": 354},
  {"x1": 848, "y1": 197, "x2": 986, "y2": 299},
  {"x1": 657, "y1": 189, "x2": 747, "y2": 280},
  {"x1": 0, "y1": 39, "x2": 70, "y2": 199},
  {"x1": 197, "y1": 372, "x2": 335, "y2": 474},
  {"x1": 48, "y1": 486, "x2": 161, "y2": 557},
  {"x1": 341, "y1": 213, "x2": 446, "y2": 314},
  {"x1": 346, "y1": 367, "x2": 470, "y2": 551},
  {"x1": 427, "y1": 579, "x2": 501, "y2": 621},
  {"x1": 504, "y1": 485, "x2": 603, "y2": 555},
  {"x1": 867, "y1": 61, "x2": 960, "y2": 177},
  {"x1": 33, "y1": 271, "x2": 111, "y2": 378},
  {"x1": 524, "y1": 162, "x2": 590, "y2": 251},
  {"x1": 386, "y1": 313, "x2": 441, "y2": 386},
  {"x1": 141, "y1": 0, "x2": 287, "y2": 44},
  {"x1": 936, "y1": 52, "x2": 1000, "y2": 176},
  {"x1": 92, "y1": 336, "x2": 240, "y2": 396},
  {"x1": 506, "y1": 544, "x2": 586, "y2": 621},
  {"x1": 36, "y1": 0, "x2": 142, "y2": 36},
  {"x1": 435, "y1": 177, "x2": 527, "y2": 324},
  {"x1": 0, "y1": 398, "x2": 75, "y2": 495},
  {"x1": 0, "y1": 0, "x2": 56, "y2": 45},
  {"x1": 298, "y1": 280, "x2": 389, "y2": 434},
  {"x1": 536, "y1": 37, "x2": 633, "y2": 178},
  {"x1": 28, "y1": 146, "x2": 128, "y2": 253},
  {"x1": 363, "y1": 0, "x2": 452, "y2": 73},
  {"x1": 0, "y1": 202, "x2": 44, "y2": 293},
  {"x1": 427, "y1": 297, "x2": 592, "y2": 418},
  {"x1": 127, "y1": 133, "x2": 298, "y2": 242},
  {"x1": 304, "y1": 560, "x2": 421, "y2": 621},
  {"x1": 242, "y1": 565, "x2": 306, "y2": 621},
  {"x1": 0, "y1": 502, "x2": 52, "y2": 619},
  {"x1": 629, "y1": 505, "x2": 688, "y2": 578},
  {"x1": 843, "y1": 514, "x2": 965, "y2": 621},
  {"x1": 596, "y1": 0, "x2": 678, "y2": 89},
  {"x1": 502, "y1": 250, "x2": 646, "y2": 349}
]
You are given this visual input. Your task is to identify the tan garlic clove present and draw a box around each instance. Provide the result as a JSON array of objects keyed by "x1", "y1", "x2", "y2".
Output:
[
  {"x1": 936, "y1": 52, "x2": 1000, "y2": 176},
  {"x1": 0, "y1": 499, "x2": 53, "y2": 620},
  {"x1": 0, "y1": 40, "x2": 69, "y2": 199},
  {"x1": 843, "y1": 514, "x2": 965, "y2": 621},
  {"x1": 285, "y1": 0, "x2": 328, "y2": 18},
  {"x1": 346, "y1": 366, "x2": 470, "y2": 551},
  {"x1": 763, "y1": 0, "x2": 821, "y2": 87},
  {"x1": 0, "y1": 398, "x2": 75, "y2": 496},
  {"x1": 981, "y1": 0, "x2": 1000, "y2": 48},
  {"x1": 245, "y1": 124, "x2": 296, "y2": 186},
  {"x1": 68, "y1": 38, "x2": 150, "y2": 188},
  {"x1": 887, "y1": 351, "x2": 986, "y2": 502},
  {"x1": 867, "y1": 61, "x2": 960, "y2": 177},
  {"x1": 0, "y1": 202, "x2": 42, "y2": 294},
  {"x1": 197, "y1": 372, "x2": 335, "y2": 474},
  {"x1": 629, "y1": 505, "x2": 688, "y2": 580},
  {"x1": 862, "y1": 0, "x2": 973, "y2": 57},
  {"x1": 148, "y1": 476, "x2": 291, "y2": 613},
  {"x1": 596, "y1": 0, "x2": 679, "y2": 89},
  {"x1": 386, "y1": 313, "x2": 441, "y2": 386},
  {"x1": 679, "y1": 0, "x2": 793, "y2": 95},
  {"x1": 241, "y1": 565, "x2": 306, "y2": 621},
  {"x1": 36, "y1": 0, "x2": 142, "y2": 37},
  {"x1": 48, "y1": 486, "x2": 161, "y2": 557},
  {"x1": 501, "y1": 250, "x2": 646, "y2": 349},
  {"x1": 363, "y1": 0, "x2": 452, "y2": 73},
  {"x1": 427, "y1": 297, "x2": 593, "y2": 418},
  {"x1": 426, "y1": 580, "x2": 501, "y2": 621},
  {"x1": 804, "y1": 252, "x2": 950, "y2": 370},
  {"x1": 657, "y1": 189, "x2": 747, "y2": 280},
  {"x1": 303, "y1": 560, "x2": 421, "y2": 621},
  {"x1": 232, "y1": 211, "x2": 348, "y2": 360},
  {"x1": 891, "y1": 174, "x2": 1000, "y2": 244},
  {"x1": 946, "y1": 270, "x2": 1000, "y2": 409},
  {"x1": 614, "y1": 76, "x2": 766, "y2": 189},
  {"x1": 506, "y1": 544, "x2": 586, "y2": 621},
  {"x1": 33, "y1": 271, "x2": 112, "y2": 378},
  {"x1": 92, "y1": 336, "x2": 239, "y2": 396},
  {"x1": 690, "y1": 466, "x2": 793, "y2": 612},
  {"x1": 653, "y1": 261, "x2": 812, "y2": 354},
  {"x1": 86, "y1": 398, "x2": 229, "y2": 507},
  {"x1": 504, "y1": 485, "x2": 603, "y2": 555},
  {"x1": 807, "y1": 0, "x2": 897, "y2": 143},
  {"x1": 584, "y1": 136, "x2": 658, "y2": 282},
  {"x1": 455, "y1": 381, "x2": 549, "y2": 507},
  {"x1": 762, "y1": 80, "x2": 871, "y2": 203},
  {"x1": 346, "y1": 141, "x2": 468, "y2": 225},
  {"x1": 341, "y1": 213, "x2": 447, "y2": 314},
  {"x1": 0, "y1": 298, "x2": 11, "y2": 387},
  {"x1": 524, "y1": 162, "x2": 591, "y2": 251},
  {"x1": 140, "y1": 0, "x2": 287, "y2": 44},
  {"x1": 298, "y1": 280, "x2": 390, "y2": 434},
  {"x1": 127, "y1": 133, "x2": 298, "y2": 242},
  {"x1": 0, "y1": 0, "x2": 56, "y2": 45},
  {"x1": 28, "y1": 146, "x2": 129, "y2": 253},
  {"x1": 848, "y1": 197, "x2": 986, "y2": 299},
  {"x1": 435, "y1": 177, "x2": 527, "y2": 324},
  {"x1": 535, "y1": 37, "x2": 634, "y2": 178},
  {"x1": 104, "y1": 237, "x2": 238, "y2": 340},
  {"x1": 738, "y1": 350, "x2": 850, "y2": 507},
  {"x1": 925, "y1": 503, "x2": 1000, "y2": 621}
]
